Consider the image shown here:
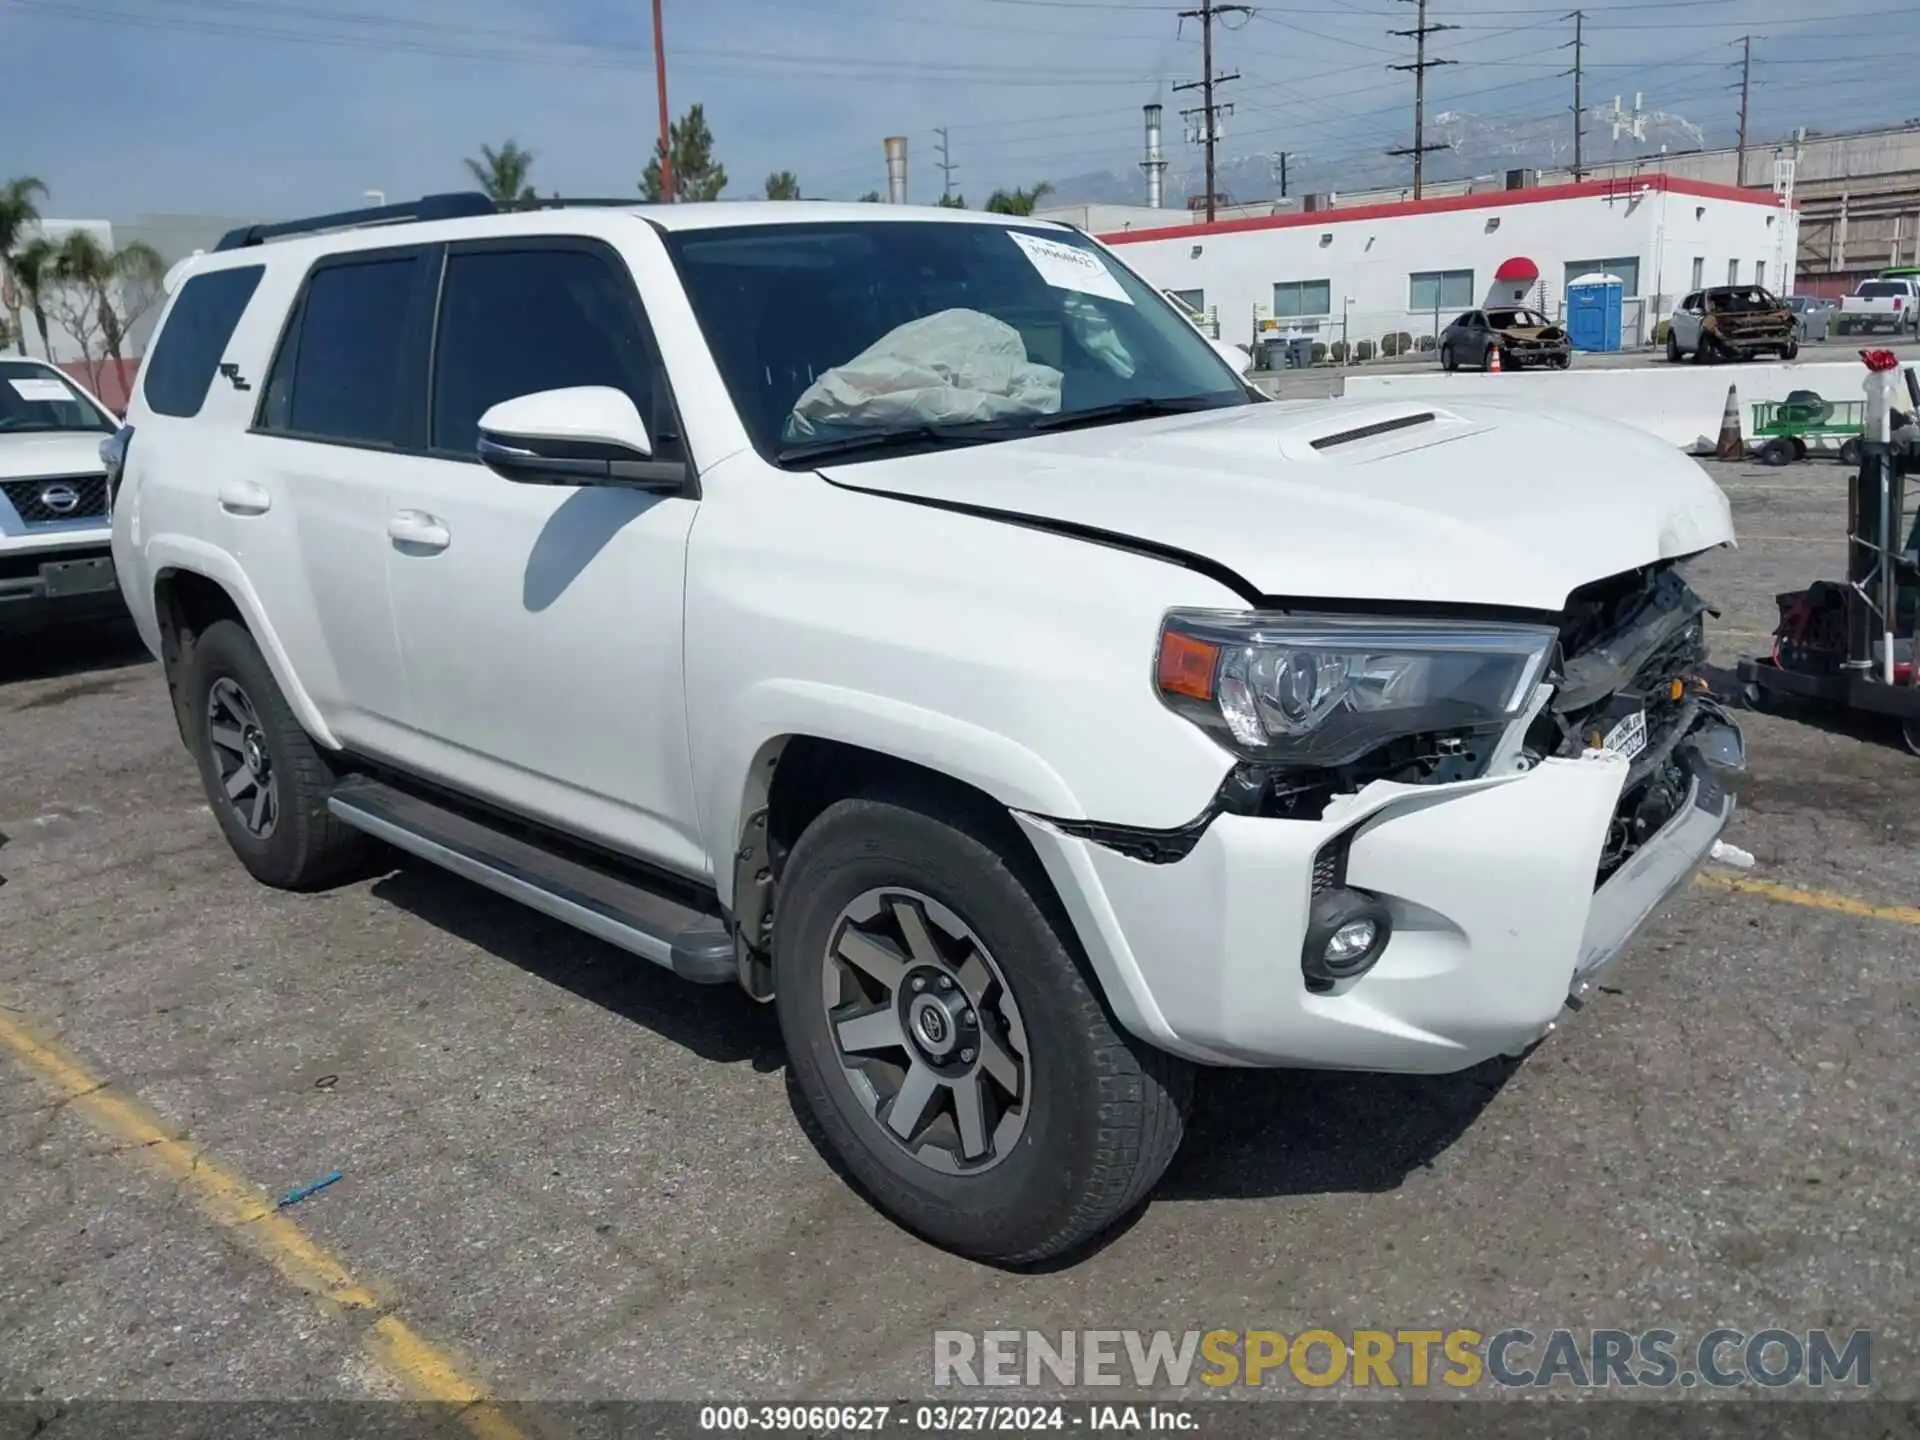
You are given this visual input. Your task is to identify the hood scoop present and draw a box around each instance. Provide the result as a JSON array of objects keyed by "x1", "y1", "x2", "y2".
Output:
[{"x1": 1310, "y1": 411, "x2": 1438, "y2": 451}]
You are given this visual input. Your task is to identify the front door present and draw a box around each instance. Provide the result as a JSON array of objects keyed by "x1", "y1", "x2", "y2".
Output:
[{"x1": 380, "y1": 237, "x2": 706, "y2": 878}]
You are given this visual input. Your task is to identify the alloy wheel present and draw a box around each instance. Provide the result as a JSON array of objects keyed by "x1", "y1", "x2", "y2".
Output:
[
  {"x1": 820, "y1": 887, "x2": 1030, "y2": 1175},
  {"x1": 206, "y1": 677, "x2": 279, "y2": 838}
]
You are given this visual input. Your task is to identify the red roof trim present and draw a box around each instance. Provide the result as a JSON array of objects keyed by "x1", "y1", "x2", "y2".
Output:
[{"x1": 1097, "y1": 174, "x2": 1790, "y2": 246}]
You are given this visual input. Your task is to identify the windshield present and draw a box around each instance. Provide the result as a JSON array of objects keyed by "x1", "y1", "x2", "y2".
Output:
[
  {"x1": 662, "y1": 220, "x2": 1251, "y2": 464},
  {"x1": 1486, "y1": 308, "x2": 1549, "y2": 328},
  {"x1": 1706, "y1": 287, "x2": 1780, "y2": 312},
  {"x1": 0, "y1": 361, "x2": 115, "y2": 434}
]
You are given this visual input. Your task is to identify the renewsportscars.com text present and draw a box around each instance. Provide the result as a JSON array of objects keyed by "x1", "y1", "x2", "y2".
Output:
[{"x1": 932, "y1": 1328, "x2": 1872, "y2": 1390}]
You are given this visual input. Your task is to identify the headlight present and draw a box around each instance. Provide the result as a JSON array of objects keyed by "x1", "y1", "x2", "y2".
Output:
[{"x1": 1155, "y1": 610, "x2": 1556, "y2": 766}]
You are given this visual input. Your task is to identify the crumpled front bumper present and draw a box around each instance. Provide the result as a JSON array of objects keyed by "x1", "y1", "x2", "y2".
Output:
[{"x1": 1016, "y1": 719, "x2": 1741, "y2": 1073}]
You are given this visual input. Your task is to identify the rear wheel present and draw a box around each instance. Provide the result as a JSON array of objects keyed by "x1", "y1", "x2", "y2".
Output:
[
  {"x1": 1666, "y1": 331, "x2": 1683, "y2": 363},
  {"x1": 185, "y1": 619, "x2": 370, "y2": 889},
  {"x1": 773, "y1": 790, "x2": 1192, "y2": 1264},
  {"x1": 1757, "y1": 437, "x2": 1795, "y2": 467},
  {"x1": 1839, "y1": 437, "x2": 1863, "y2": 467}
]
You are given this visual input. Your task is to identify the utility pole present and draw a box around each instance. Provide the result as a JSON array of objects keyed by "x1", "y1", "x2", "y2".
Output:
[
  {"x1": 1174, "y1": 0, "x2": 1249, "y2": 223},
  {"x1": 1734, "y1": 35, "x2": 1753, "y2": 187},
  {"x1": 934, "y1": 127, "x2": 958, "y2": 202},
  {"x1": 1563, "y1": 10, "x2": 1585, "y2": 181},
  {"x1": 652, "y1": 0, "x2": 673, "y2": 201},
  {"x1": 1270, "y1": 150, "x2": 1291, "y2": 198},
  {"x1": 1386, "y1": 0, "x2": 1458, "y2": 200}
]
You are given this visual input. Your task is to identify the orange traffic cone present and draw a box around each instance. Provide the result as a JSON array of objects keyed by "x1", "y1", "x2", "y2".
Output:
[
  {"x1": 1488, "y1": 345, "x2": 1503, "y2": 375},
  {"x1": 1714, "y1": 383, "x2": 1744, "y2": 460}
]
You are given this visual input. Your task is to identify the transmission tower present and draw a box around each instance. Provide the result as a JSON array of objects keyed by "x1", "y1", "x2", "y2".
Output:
[{"x1": 1386, "y1": 0, "x2": 1459, "y2": 199}]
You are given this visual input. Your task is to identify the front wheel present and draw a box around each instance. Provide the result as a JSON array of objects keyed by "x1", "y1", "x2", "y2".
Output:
[
  {"x1": 1554, "y1": 351, "x2": 1572, "y2": 369},
  {"x1": 1666, "y1": 331, "x2": 1684, "y2": 363},
  {"x1": 773, "y1": 790, "x2": 1192, "y2": 1264},
  {"x1": 1783, "y1": 338, "x2": 1800, "y2": 361},
  {"x1": 185, "y1": 619, "x2": 370, "y2": 889},
  {"x1": 1440, "y1": 344, "x2": 1456, "y2": 373}
]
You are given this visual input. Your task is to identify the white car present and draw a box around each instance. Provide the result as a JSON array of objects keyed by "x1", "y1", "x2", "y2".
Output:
[
  {"x1": 0, "y1": 357, "x2": 126, "y2": 633},
  {"x1": 111, "y1": 193, "x2": 1744, "y2": 1263}
]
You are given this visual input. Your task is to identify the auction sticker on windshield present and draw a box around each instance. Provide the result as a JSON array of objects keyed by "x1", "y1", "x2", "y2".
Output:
[
  {"x1": 9, "y1": 378, "x2": 71, "y2": 402},
  {"x1": 1008, "y1": 232, "x2": 1133, "y2": 305}
]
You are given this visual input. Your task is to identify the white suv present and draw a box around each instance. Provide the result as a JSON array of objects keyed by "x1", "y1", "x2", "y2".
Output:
[
  {"x1": 1, "y1": 358, "x2": 126, "y2": 632},
  {"x1": 112, "y1": 193, "x2": 1744, "y2": 1263}
]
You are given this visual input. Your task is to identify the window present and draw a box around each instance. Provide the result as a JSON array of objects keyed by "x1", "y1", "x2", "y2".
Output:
[
  {"x1": 1727, "y1": 259, "x2": 1740, "y2": 285},
  {"x1": 1756, "y1": 260, "x2": 1767, "y2": 287},
  {"x1": 1273, "y1": 279, "x2": 1331, "y2": 317},
  {"x1": 260, "y1": 256, "x2": 425, "y2": 445},
  {"x1": 143, "y1": 265, "x2": 263, "y2": 418},
  {"x1": 1167, "y1": 288, "x2": 1206, "y2": 317},
  {"x1": 1409, "y1": 269, "x2": 1474, "y2": 312},
  {"x1": 1563, "y1": 256, "x2": 1639, "y2": 295},
  {"x1": 430, "y1": 246, "x2": 656, "y2": 456},
  {"x1": 1690, "y1": 257, "x2": 1705, "y2": 290},
  {"x1": 1682, "y1": 293, "x2": 1704, "y2": 314}
]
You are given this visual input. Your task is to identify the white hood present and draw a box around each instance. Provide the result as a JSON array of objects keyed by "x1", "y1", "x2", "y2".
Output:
[
  {"x1": 821, "y1": 397, "x2": 1735, "y2": 612},
  {"x1": 0, "y1": 431, "x2": 110, "y2": 481}
]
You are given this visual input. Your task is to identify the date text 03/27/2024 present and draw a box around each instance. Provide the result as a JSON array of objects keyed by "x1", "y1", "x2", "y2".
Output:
[{"x1": 697, "y1": 1404, "x2": 1188, "y2": 1432}]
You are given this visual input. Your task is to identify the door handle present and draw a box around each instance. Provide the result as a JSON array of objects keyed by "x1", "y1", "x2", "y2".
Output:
[
  {"x1": 217, "y1": 480, "x2": 271, "y2": 516},
  {"x1": 387, "y1": 510, "x2": 451, "y2": 551}
]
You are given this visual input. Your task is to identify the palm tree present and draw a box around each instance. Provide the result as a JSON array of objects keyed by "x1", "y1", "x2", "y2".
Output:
[
  {"x1": 764, "y1": 170, "x2": 801, "y2": 201},
  {"x1": 0, "y1": 175, "x2": 49, "y2": 356},
  {"x1": 984, "y1": 182, "x2": 1054, "y2": 216},
  {"x1": 9, "y1": 237, "x2": 57, "y2": 360},
  {"x1": 463, "y1": 141, "x2": 537, "y2": 208},
  {"x1": 51, "y1": 231, "x2": 166, "y2": 373}
]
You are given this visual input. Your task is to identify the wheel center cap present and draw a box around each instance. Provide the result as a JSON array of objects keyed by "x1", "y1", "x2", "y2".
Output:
[
  {"x1": 242, "y1": 731, "x2": 267, "y2": 778},
  {"x1": 908, "y1": 993, "x2": 961, "y2": 1060}
]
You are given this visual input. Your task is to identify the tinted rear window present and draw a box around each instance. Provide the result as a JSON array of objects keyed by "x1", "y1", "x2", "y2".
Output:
[
  {"x1": 263, "y1": 257, "x2": 423, "y2": 446},
  {"x1": 142, "y1": 265, "x2": 264, "y2": 418},
  {"x1": 1859, "y1": 281, "x2": 1908, "y2": 297}
]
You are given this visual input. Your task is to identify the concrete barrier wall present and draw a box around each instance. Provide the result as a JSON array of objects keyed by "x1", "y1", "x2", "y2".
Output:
[{"x1": 1341, "y1": 361, "x2": 1869, "y2": 451}]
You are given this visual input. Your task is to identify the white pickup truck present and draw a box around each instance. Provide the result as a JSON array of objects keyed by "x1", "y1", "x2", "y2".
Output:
[
  {"x1": 1836, "y1": 278, "x2": 1920, "y2": 336},
  {"x1": 110, "y1": 193, "x2": 1745, "y2": 1262}
]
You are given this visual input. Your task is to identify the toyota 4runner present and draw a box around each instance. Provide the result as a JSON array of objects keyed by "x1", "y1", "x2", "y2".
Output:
[{"x1": 112, "y1": 192, "x2": 1745, "y2": 1264}]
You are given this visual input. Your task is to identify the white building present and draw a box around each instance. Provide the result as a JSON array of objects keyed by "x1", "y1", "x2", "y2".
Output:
[{"x1": 1085, "y1": 176, "x2": 1796, "y2": 358}]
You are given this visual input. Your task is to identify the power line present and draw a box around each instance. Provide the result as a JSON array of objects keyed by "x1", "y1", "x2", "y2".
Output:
[
  {"x1": 1386, "y1": 0, "x2": 1459, "y2": 198},
  {"x1": 1173, "y1": 0, "x2": 1250, "y2": 221}
]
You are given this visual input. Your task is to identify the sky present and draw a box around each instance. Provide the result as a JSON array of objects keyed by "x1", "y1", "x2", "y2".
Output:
[{"x1": 4, "y1": 0, "x2": 1917, "y2": 222}]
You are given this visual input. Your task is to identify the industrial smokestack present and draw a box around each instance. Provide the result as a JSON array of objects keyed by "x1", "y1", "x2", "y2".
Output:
[
  {"x1": 1141, "y1": 103, "x2": 1167, "y2": 209},
  {"x1": 885, "y1": 137, "x2": 908, "y2": 204}
]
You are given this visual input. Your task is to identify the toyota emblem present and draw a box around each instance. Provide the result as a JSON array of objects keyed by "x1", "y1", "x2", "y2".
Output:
[{"x1": 38, "y1": 483, "x2": 81, "y2": 515}]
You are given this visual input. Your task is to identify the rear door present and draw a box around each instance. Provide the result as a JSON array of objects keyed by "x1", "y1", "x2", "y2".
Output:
[
  {"x1": 380, "y1": 236, "x2": 706, "y2": 875},
  {"x1": 240, "y1": 244, "x2": 439, "y2": 749}
]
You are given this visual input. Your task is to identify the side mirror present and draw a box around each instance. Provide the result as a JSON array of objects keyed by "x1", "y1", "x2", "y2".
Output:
[
  {"x1": 1210, "y1": 337, "x2": 1254, "y2": 376},
  {"x1": 476, "y1": 386, "x2": 683, "y2": 491}
]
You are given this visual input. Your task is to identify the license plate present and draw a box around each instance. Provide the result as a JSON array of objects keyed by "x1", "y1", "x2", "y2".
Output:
[
  {"x1": 40, "y1": 556, "x2": 116, "y2": 597},
  {"x1": 1601, "y1": 708, "x2": 1648, "y2": 761}
]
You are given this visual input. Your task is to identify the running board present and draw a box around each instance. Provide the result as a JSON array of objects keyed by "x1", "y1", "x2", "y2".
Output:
[{"x1": 327, "y1": 776, "x2": 736, "y2": 984}]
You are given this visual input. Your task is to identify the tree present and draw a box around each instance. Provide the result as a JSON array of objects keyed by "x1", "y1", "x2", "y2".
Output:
[
  {"x1": 50, "y1": 231, "x2": 166, "y2": 389},
  {"x1": 463, "y1": 140, "x2": 537, "y2": 208},
  {"x1": 936, "y1": 194, "x2": 967, "y2": 209},
  {"x1": 984, "y1": 182, "x2": 1054, "y2": 216},
  {"x1": 640, "y1": 104, "x2": 727, "y2": 202},
  {"x1": 764, "y1": 170, "x2": 801, "y2": 201},
  {"x1": 0, "y1": 175, "x2": 48, "y2": 356},
  {"x1": 8, "y1": 237, "x2": 58, "y2": 360},
  {"x1": 857, "y1": 191, "x2": 882, "y2": 203}
]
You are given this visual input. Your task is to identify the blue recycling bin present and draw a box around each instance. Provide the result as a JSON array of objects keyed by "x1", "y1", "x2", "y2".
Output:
[{"x1": 1565, "y1": 276, "x2": 1623, "y2": 353}]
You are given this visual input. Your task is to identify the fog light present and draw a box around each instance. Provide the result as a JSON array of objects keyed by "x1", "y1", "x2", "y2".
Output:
[{"x1": 1302, "y1": 887, "x2": 1392, "y2": 990}]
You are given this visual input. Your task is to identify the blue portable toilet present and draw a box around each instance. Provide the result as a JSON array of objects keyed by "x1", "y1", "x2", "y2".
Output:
[{"x1": 1565, "y1": 271, "x2": 1624, "y2": 353}]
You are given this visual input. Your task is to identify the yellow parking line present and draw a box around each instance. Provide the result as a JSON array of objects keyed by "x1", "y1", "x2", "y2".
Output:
[
  {"x1": 1694, "y1": 869, "x2": 1920, "y2": 926},
  {"x1": 0, "y1": 1010, "x2": 527, "y2": 1440}
]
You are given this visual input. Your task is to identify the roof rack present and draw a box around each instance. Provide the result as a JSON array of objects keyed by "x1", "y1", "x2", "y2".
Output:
[{"x1": 211, "y1": 192, "x2": 647, "y2": 252}]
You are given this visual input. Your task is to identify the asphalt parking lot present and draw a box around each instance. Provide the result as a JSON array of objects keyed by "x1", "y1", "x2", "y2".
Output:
[{"x1": 3, "y1": 455, "x2": 1917, "y2": 1416}]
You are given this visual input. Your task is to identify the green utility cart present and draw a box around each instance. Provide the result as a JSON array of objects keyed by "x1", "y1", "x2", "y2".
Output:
[{"x1": 1750, "y1": 393, "x2": 1865, "y2": 466}]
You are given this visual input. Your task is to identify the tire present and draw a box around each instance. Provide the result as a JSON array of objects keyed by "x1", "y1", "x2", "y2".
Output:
[
  {"x1": 1757, "y1": 437, "x2": 1795, "y2": 467},
  {"x1": 1839, "y1": 437, "x2": 1863, "y2": 467},
  {"x1": 1440, "y1": 343, "x2": 1456, "y2": 373},
  {"x1": 184, "y1": 619, "x2": 370, "y2": 890},
  {"x1": 1741, "y1": 680, "x2": 1768, "y2": 713},
  {"x1": 1666, "y1": 331, "x2": 1683, "y2": 363},
  {"x1": 1554, "y1": 351, "x2": 1572, "y2": 370},
  {"x1": 773, "y1": 790, "x2": 1192, "y2": 1265},
  {"x1": 1783, "y1": 338, "x2": 1800, "y2": 361},
  {"x1": 1903, "y1": 718, "x2": 1920, "y2": 758}
]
